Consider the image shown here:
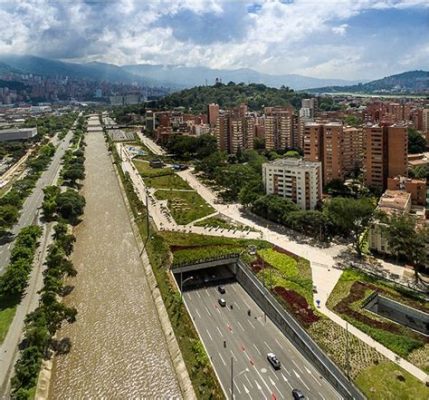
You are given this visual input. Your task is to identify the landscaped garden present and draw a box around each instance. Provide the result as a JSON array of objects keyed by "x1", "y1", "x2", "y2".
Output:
[
  {"x1": 155, "y1": 189, "x2": 215, "y2": 225},
  {"x1": 133, "y1": 159, "x2": 172, "y2": 177},
  {"x1": 194, "y1": 215, "x2": 255, "y2": 231},
  {"x1": 251, "y1": 247, "x2": 317, "y2": 327},
  {"x1": 144, "y1": 173, "x2": 192, "y2": 190},
  {"x1": 327, "y1": 268, "x2": 429, "y2": 371}
]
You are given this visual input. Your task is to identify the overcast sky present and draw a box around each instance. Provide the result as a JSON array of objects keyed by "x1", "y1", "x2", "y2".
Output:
[{"x1": 0, "y1": 0, "x2": 428, "y2": 80}]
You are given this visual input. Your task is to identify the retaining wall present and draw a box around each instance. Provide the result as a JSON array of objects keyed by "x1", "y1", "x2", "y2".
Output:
[{"x1": 235, "y1": 260, "x2": 365, "y2": 400}]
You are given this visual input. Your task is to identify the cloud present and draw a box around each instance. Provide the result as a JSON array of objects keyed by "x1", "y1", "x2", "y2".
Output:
[{"x1": 0, "y1": 0, "x2": 427, "y2": 79}]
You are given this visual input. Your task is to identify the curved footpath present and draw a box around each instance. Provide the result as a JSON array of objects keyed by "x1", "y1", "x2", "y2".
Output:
[{"x1": 48, "y1": 124, "x2": 181, "y2": 399}]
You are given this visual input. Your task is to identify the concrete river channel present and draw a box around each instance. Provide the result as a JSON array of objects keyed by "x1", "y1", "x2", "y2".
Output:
[{"x1": 49, "y1": 117, "x2": 181, "y2": 398}]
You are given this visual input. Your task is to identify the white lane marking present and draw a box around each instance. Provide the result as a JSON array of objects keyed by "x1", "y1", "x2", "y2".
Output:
[
  {"x1": 237, "y1": 321, "x2": 245, "y2": 331},
  {"x1": 255, "y1": 380, "x2": 263, "y2": 392},
  {"x1": 293, "y1": 369, "x2": 311, "y2": 391},
  {"x1": 292, "y1": 359, "x2": 304, "y2": 374},
  {"x1": 274, "y1": 338, "x2": 282, "y2": 348},
  {"x1": 281, "y1": 373, "x2": 293, "y2": 390},
  {"x1": 204, "y1": 305, "x2": 212, "y2": 316},
  {"x1": 219, "y1": 353, "x2": 227, "y2": 367},
  {"x1": 230, "y1": 350, "x2": 237, "y2": 362},
  {"x1": 195, "y1": 308, "x2": 201, "y2": 318},
  {"x1": 269, "y1": 377, "x2": 276, "y2": 386},
  {"x1": 243, "y1": 384, "x2": 249, "y2": 394},
  {"x1": 253, "y1": 344, "x2": 261, "y2": 356},
  {"x1": 216, "y1": 326, "x2": 223, "y2": 337},
  {"x1": 244, "y1": 374, "x2": 253, "y2": 388},
  {"x1": 305, "y1": 365, "x2": 322, "y2": 386},
  {"x1": 235, "y1": 302, "x2": 241, "y2": 310},
  {"x1": 205, "y1": 288, "x2": 209, "y2": 296},
  {"x1": 206, "y1": 329, "x2": 213, "y2": 341},
  {"x1": 254, "y1": 366, "x2": 272, "y2": 393},
  {"x1": 196, "y1": 291, "x2": 201, "y2": 298},
  {"x1": 234, "y1": 382, "x2": 241, "y2": 394},
  {"x1": 248, "y1": 319, "x2": 255, "y2": 329},
  {"x1": 263, "y1": 340, "x2": 271, "y2": 350}
]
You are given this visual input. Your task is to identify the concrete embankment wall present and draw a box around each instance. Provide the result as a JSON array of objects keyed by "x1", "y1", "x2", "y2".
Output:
[{"x1": 234, "y1": 260, "x2": 365, "y2": 400}]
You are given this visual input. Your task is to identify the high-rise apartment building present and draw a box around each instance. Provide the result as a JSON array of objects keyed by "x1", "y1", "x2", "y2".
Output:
[
  {"x1": 303, "y1": 122, "x2": 344, "y2": 186},
  {"x1": 343, "y1": 127, "x2": 363, "y2": 175},
  {"x1": 263, "y1": 107, "x2": 295, "y2": 151},
  {"x1": 423, "y1": 109, "x2": 429, "y2": 133},
  {"x1": 262, "y1": 158, "x2": 322, "y2": 210},
  {"x1": 208, "y1": 103, "x2": 219, "y2": 127},
  {"x1": 363, "y1": 124, "x2": 408, "y2": 190},
  {"x1": 215, "y1": 114, "x2": 228, "y2": 151}
]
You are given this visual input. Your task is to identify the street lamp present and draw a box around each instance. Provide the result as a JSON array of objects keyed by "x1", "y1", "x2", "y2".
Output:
[
  {"x1": 180, "y1": 274, "x2": 194, "y2": 299},
  {"x1": 230, "y1": 358, "x2": 249, "y2": 400}
]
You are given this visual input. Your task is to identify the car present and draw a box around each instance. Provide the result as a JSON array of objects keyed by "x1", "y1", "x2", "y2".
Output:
[
  {"x1": 218, "y1": 285, "x2": 226, "y2": 294},
  {"x1": 267, "y1": 352, "x2": 281, "y2": 370},
  {"x1": 203, "y1": 275, "x2": 209, "y2": 284},
  {"x1": 292, "y1": 389, "x2": 306, "y2": 399},
  {"x1": 218, "y1": 298, "x2": 226, "y2": 307}
]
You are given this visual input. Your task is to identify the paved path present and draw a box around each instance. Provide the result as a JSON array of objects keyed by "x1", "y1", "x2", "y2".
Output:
[{"x1": 136, "y1": 131, "x2": 166, "y2": 156}]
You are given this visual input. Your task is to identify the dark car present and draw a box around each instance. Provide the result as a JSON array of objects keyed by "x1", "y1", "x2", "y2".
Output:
[
  {"x1": 218, "y1": 298, "x2": 226, "y2": 307},
  {"x1": 267, "y1": 353, "x2": 281, "y2": 370},
  {"x1": 218, "y1": 285, "x2": 226, "y2": 294},
  {"x1": 292, "y1": 389, "x2": 306, "y2": 400}
]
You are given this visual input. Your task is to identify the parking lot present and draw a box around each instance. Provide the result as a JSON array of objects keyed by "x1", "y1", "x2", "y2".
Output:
[{"x1": 183, "y1": 281, "x2": 341, "y2": 400}]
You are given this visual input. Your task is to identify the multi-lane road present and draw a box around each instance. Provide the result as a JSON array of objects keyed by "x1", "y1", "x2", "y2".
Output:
[
  {"x1": 0, "y1": 127, "x2": 75, "y2": 274},
  {"x1": 183, "y1": 281, "x2": 341, "y2": 400}
]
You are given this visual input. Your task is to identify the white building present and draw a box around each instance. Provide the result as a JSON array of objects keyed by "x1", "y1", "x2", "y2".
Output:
[
  {"x1": 262, "y1": 158, "x2": 322, "y2": 210},
  {"x1": 0, "y1": 127, "x2": 38, "y2": 142}
]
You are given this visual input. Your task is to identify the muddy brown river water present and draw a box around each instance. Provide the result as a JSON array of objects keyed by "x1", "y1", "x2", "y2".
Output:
[{"x1": 49, "y1": 122, "x2": 181, "y2": 399}]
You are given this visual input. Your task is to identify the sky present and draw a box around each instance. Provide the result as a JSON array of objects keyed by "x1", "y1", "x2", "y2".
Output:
[{"x1": 0, "y1": 0, "x2": 428, "y2": 80}]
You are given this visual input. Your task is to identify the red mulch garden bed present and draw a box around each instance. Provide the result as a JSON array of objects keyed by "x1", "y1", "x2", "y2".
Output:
[{"x1": 273, "y1": 286, "x2": 319, "y2": 327}]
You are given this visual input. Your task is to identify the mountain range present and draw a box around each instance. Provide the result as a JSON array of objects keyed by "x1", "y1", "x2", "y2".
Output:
[
  {"x1": 0, "y1": 55, "x2": 427, "y2": 94},
  {"x1": 306, "y1": 70, "x2": 429, "y2": 94},
  {"x1": 0, "y1": 54, "x2": 361, "y2": 91}
]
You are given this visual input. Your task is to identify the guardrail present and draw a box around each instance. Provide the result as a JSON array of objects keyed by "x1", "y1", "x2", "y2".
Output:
[
  {"x1": 235, "y1": 260, "x2": 365, "y2": 400},
  {"x1": 171, "y1": 253, "x2": 240, "y2": 269}
]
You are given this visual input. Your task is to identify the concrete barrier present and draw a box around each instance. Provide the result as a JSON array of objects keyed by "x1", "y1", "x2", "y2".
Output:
[{"x1": 235, "y1": 260, "x2": 365, "y2": 400}]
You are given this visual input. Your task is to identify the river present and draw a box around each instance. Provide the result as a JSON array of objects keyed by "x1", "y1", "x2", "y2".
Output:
[{"x1": 49, "y1": 118, "x2": 181, "y2": 399}]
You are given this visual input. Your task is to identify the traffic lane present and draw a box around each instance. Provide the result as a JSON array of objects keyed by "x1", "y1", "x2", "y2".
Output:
[
  {"x1": 185, "y1": 286, "x2": 296, "y2": 400},
  {"x1": 204, "y1": 284, "x2": 329, "y2": 399},
  {"x1": 226, "y1": 283, "x2": 335, "y2": 398},
  {"x1": 0, "y1": 131, "x2": 74, "y2": 272},
  {"x1": 184, "y1": 288, "x2": 258, "y2": 399},
  {"x1": 184, "y1": 282, "x2": 340, "y2": 400},
  {"x1": 221, "y1": 283, "x2": 340, "y2": 400}
]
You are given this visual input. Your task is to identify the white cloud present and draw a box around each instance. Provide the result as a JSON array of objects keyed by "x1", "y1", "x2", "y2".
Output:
[{"x1": 0, "y1": 0, "x2": 427, "y2": 79}]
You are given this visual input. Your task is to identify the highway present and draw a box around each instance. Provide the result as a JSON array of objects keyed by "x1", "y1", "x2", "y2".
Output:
[
  {"x1": 0, "y1": 126, "x2": 75, "y2": 274},
  {"x1": 183, "y1": 282, "x2": 341, "y2": 400}
]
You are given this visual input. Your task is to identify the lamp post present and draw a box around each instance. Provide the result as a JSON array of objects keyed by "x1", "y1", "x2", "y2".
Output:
[{"x1": 180, "y1": 274, "x2": 194, "y2": 299}]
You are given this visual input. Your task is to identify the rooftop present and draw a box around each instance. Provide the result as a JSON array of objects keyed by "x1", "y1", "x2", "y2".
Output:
[
  {"x1": 265, "y1": 157, "x2": 321, "y2": 170},
  {"x1": 377, "y1": 190, "x2": 411, "y2": 215}
]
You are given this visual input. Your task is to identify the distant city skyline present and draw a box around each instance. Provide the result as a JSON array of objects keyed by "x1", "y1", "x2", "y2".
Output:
[{"x1": 0, "y1": 0, "x2": 428, "y2": 81}]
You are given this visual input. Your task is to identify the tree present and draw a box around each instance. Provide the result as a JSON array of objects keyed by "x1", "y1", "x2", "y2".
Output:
[
  {"x1": 384, "y1": 214, "x2": 429, "y2": 281},
  {"x1": 238, "y1": 180, "x2": 264, "y2": 207},
  {"x1": 324, "y1": 197, "x2": 375, "y2": 256},
  {"x1": 286, "y1": 210, "x2": 329, "y2": 240},
  {"x1": 55, "y1": 189, "x2": 86, "y2": 224},
  {"x1": 251, "y1": 195, "x2": 299, "y2": 224},
  {"x1": 408, "y1": 128, "x2": 426, "y2": 154},
  {"x1": 0, "y1": 204, "x2": 19, "y2": 231}
]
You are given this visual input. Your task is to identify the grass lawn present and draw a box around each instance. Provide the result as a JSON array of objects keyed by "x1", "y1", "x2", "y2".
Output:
[
  {"x1": 327, "y1": 268, "x2": 429, "y2": 363},
  {"x1": 133, "y1": 159, "x2": 172, "y2": 177},
  {"x1": 144, "y1": 174, "x2": 192, "y2": 190},
  {"x1": 155, "y1": 190, "x2": 215, "y2": 225},
  {"x1": 355, "y1": 361, "x2": 429, "y2": 400},
  {"x1": 0, "y1": 294, "x2": 19, "y2": 344}
]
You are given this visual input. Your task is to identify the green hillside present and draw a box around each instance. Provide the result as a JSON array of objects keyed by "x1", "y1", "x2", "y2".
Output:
[{"x1": 154, "y1": 82, "x2": 310, "y2": 112}]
